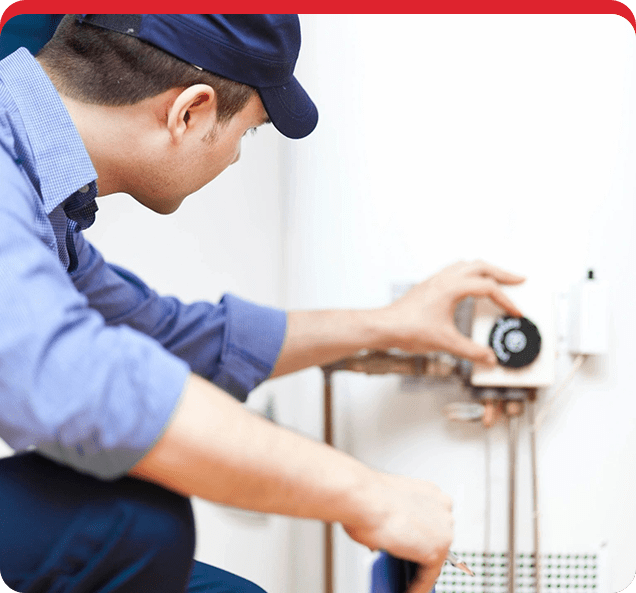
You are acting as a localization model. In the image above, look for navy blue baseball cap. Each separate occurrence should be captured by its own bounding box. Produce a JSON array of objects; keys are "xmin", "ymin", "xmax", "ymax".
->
[{"xmin": 76, "ymin": 14, "xmax": 318, "ymax": 139}]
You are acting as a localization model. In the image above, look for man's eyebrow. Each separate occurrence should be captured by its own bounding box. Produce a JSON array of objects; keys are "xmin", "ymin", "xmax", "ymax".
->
[{"xmin": 260, "ymin": 116, "xmax": 272, "ymax": 126}]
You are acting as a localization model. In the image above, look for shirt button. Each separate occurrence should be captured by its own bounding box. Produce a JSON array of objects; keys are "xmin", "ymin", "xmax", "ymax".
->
[{"xmin": 78, "ymin": 185, "xmax": 90, "ymax": 194}]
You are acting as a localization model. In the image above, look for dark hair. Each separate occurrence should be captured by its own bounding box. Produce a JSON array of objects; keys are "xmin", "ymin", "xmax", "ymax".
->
[{"xmin": 38, "ymin": 15, "xmax": 255, "ymax": 123}]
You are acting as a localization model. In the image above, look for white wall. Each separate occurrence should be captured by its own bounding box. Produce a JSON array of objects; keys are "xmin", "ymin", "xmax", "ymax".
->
[{"xmin": 282, "ymin": 13, "xmax": 636, "ymax": 593}]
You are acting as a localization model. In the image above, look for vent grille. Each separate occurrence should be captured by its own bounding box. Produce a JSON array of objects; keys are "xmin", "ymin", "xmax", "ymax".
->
[{"xmin": 436, "ymin": 552, "xmax": 599, "ymax": 593}]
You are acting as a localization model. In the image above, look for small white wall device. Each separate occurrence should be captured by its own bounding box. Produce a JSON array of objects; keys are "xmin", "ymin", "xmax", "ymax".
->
[
  {"xmin": 569, "ymin": 270, "xmax": 608, "ymax": 356},
  {"xmin": 471, "ymin": 281, "xmax": 556, "ymax": 388}
]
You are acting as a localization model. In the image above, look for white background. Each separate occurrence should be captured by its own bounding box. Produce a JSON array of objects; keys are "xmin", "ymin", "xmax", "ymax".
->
[
  {"xmin": 1, "ymin": 7, "xmax": 636, "ymax": 593},
  {"xmin": 281, "ymin": 14, "xmax": 636, "ymax": 593}
]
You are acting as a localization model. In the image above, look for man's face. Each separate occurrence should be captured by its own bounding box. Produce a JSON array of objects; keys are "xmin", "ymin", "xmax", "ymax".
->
[{"xmin": 132, "ymin": 93, "xmax": 270, "ymax": 214}]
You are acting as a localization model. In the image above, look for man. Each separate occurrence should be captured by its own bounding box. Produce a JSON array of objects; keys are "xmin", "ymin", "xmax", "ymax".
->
[{"xmin": 0, "ymin": 14, "xmax": 524, "ymax": 593}]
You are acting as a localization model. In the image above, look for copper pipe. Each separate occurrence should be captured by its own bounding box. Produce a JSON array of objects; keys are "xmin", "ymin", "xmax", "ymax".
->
[
  {"xmin": 506, "ymin": 399, "xmax": 524, "ymax": 593},
  {"xmin": 508, "ymin": 410, "xmax": 518, "ymax": 593},
  {"xmin": 323, "ymin": 370, "xmax": 334, "ymax": 593},
  {"xmin": 320, "ymin": 351, "xmax": 461, "ymax": 593},
  {"xmin": 321, "ymin": 350, "xmax": 455, "ymax": 377},
  {"xmin": 528, "ymin": 395, "xmax": 542, "ymax": 593}
]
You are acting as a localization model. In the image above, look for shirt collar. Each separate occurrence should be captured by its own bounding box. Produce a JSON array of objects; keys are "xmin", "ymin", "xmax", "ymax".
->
[{"xmin": 0, "ymin": 49, "xmax": 97, "ymax": 216}]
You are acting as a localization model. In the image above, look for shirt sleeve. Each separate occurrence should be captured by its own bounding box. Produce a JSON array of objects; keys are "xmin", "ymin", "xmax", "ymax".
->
[
  {"xmin": 70, "ymin": 231, "xmax": 287, "ymax": 402},
  {"xmin": 0, "ymin": 154, "xmax": 190, "ymax": 480}
]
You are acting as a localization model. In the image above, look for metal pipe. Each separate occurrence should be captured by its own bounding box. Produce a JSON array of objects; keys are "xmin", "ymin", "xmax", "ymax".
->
[
  {"xmin": 506, "ymin": 400, "xmax": 523, "ymax": 593},
  {"xmin": 321, "ymin": 349, "xmax": 453, "ymax": 377},
  {"xmin": 323, "ymin": 370, "xmax": 334, "ymax": 593},
  {"xmin": 484, "ymin": 426, "xmax": 492, "ymax": 593},
  {"xmin": 319, "ymin": 351, "xmax": 463, "ymax": 593},
  {"xmin": 529, "ymin": 398, "xmax": 542, "ymax": 593}
]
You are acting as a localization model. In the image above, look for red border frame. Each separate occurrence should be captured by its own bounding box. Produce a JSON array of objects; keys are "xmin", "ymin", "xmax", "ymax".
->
[{"xmin": 1, "ymin": 0, "xmax": 635, "ymax": 32}]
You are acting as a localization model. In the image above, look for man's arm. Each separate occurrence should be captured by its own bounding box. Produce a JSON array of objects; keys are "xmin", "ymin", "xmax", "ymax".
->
[
  {"xmin": 71, "ymin": 233, "xmax": 285, "ymax": 401},
  {"xmin": 72, "ymin": 234, "xmax": 522, "ymax": 388},
  {"xmin": 130, "ymin": 373, "xmax": 453, "ymax": 593},
  {"xmin": 271, "ymin": 260, "xmax": 525, "ymax": 377}
]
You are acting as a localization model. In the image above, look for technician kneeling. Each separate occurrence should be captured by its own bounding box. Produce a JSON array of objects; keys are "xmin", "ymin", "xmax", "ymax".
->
[{"xmin": 0, "ymin": 14, "xmax": 524, "ymax": 593}]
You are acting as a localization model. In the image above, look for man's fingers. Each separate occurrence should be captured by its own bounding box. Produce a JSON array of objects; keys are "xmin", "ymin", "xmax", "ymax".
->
[
  {"xmin": 439, "ymin": 329, "xmax": 497, "ymax": 365},
  {"xmin": 486, "ymin": 286, "xmax": 523, "ymax": 318},
  {"xmin": 407, "ymin": 564, "xmax": 443, "ymax": 593},
  {"xmin": 461, "ymin": 277, "xmax": 523, "ymax": 317},
  {"xmin": 464, "ymin": 260, "xmax": 526, "ymax": 285}
]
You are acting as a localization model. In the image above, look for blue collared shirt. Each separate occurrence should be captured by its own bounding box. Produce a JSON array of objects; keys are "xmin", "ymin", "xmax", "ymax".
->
[{"xmin": 0, "ymin": 49, "xmax": 287, "ymax": 479}]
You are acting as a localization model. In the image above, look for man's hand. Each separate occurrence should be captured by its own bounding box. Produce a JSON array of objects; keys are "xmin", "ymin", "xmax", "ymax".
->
[
  {"xmin": 271, "ymin": 260, "xmax": 524, "ymax": 377},
  {"xmin": 344, "ymin": 473, "xmax": 454, "ymax": 593},
  {"xmin": 379, "ymin": 260, "xmax": 525, "ymax": 366}
]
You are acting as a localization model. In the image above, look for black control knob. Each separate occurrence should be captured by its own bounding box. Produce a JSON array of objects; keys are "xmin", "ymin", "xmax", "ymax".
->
[{"xmin": 488, "ymin": 316, "xmax": 541, "ymax": 368}]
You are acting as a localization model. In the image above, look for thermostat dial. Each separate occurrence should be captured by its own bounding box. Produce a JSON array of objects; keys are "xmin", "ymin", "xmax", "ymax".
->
[{"xmin": 488, "ymin": 316, "xmax": 541, "ymax": 368}]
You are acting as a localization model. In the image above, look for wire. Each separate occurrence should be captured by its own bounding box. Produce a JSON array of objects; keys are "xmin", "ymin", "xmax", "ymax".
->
[{"xmin": 533, "ymin": 354, "xmax": 586, "ymax": 430}]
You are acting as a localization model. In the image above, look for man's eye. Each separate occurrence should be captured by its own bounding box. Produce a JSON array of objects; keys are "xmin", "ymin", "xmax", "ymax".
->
[{"xmin": 246, "ymin": 127, "xmax": 258, "ymax": 137}]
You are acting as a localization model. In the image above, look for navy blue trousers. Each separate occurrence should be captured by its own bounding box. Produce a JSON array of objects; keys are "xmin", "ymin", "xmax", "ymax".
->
[{"xmin": 0, "ymin": 453, "xmax": 266, "ymax": 593}]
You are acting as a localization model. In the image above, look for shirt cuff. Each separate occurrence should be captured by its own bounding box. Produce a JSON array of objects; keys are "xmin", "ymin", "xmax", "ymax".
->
[{"xmin": 212, "ymin": 294, "xmax": 287, "ymax": 402}]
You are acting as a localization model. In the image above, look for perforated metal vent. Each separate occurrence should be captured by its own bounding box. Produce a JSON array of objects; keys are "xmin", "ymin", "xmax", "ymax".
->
[{"xmin": 436, "ymin": 551, "xmax": 599, "ymax": 593}]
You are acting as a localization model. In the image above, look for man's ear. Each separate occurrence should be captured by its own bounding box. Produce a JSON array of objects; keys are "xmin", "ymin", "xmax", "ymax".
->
[{"xmin": 167, "ymin": 84, "xmax": 217, "ymax": 144}]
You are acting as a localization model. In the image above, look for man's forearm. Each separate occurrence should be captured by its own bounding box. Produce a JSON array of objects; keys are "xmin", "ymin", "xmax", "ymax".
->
[
  {"xmin": 270, "ymin": 308, "xmax": 393, "ymax": 377},
  {"xmin": 130, "ymin": 373, "xmax": 375, "ymax": 525},
  {"xmin": 130, "ymin": 372, "xmax": 454, "ymax": 588}
]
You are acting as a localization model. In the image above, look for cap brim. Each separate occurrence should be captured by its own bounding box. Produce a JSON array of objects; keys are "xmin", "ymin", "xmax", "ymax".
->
[{"xmin": 258, "ymin": 76, "xmax": 318, "ymax": 140}]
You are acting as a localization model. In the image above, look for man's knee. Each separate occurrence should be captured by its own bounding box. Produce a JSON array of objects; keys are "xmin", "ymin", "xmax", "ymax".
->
[
  {"xmin": 0, "ymin": 460, "xmax": 197, "ymax": 593},
  {"xmin": 113, "ymin": 481, "xmax": 196, "ymax": 573},
  {"xmin": 216, "ymin": 575, "xmax": 267, "ymax": 593},
  {"xmin": 230, "ymin": 579, "xmax": 268, "ymax": 593},
  {"xmin": 58, "ymin": 485, "xmax": 198, "ymax": 592},
  {"xmin": 189, "ymin": 561, "xmax": 268, "ymax": 593}
]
